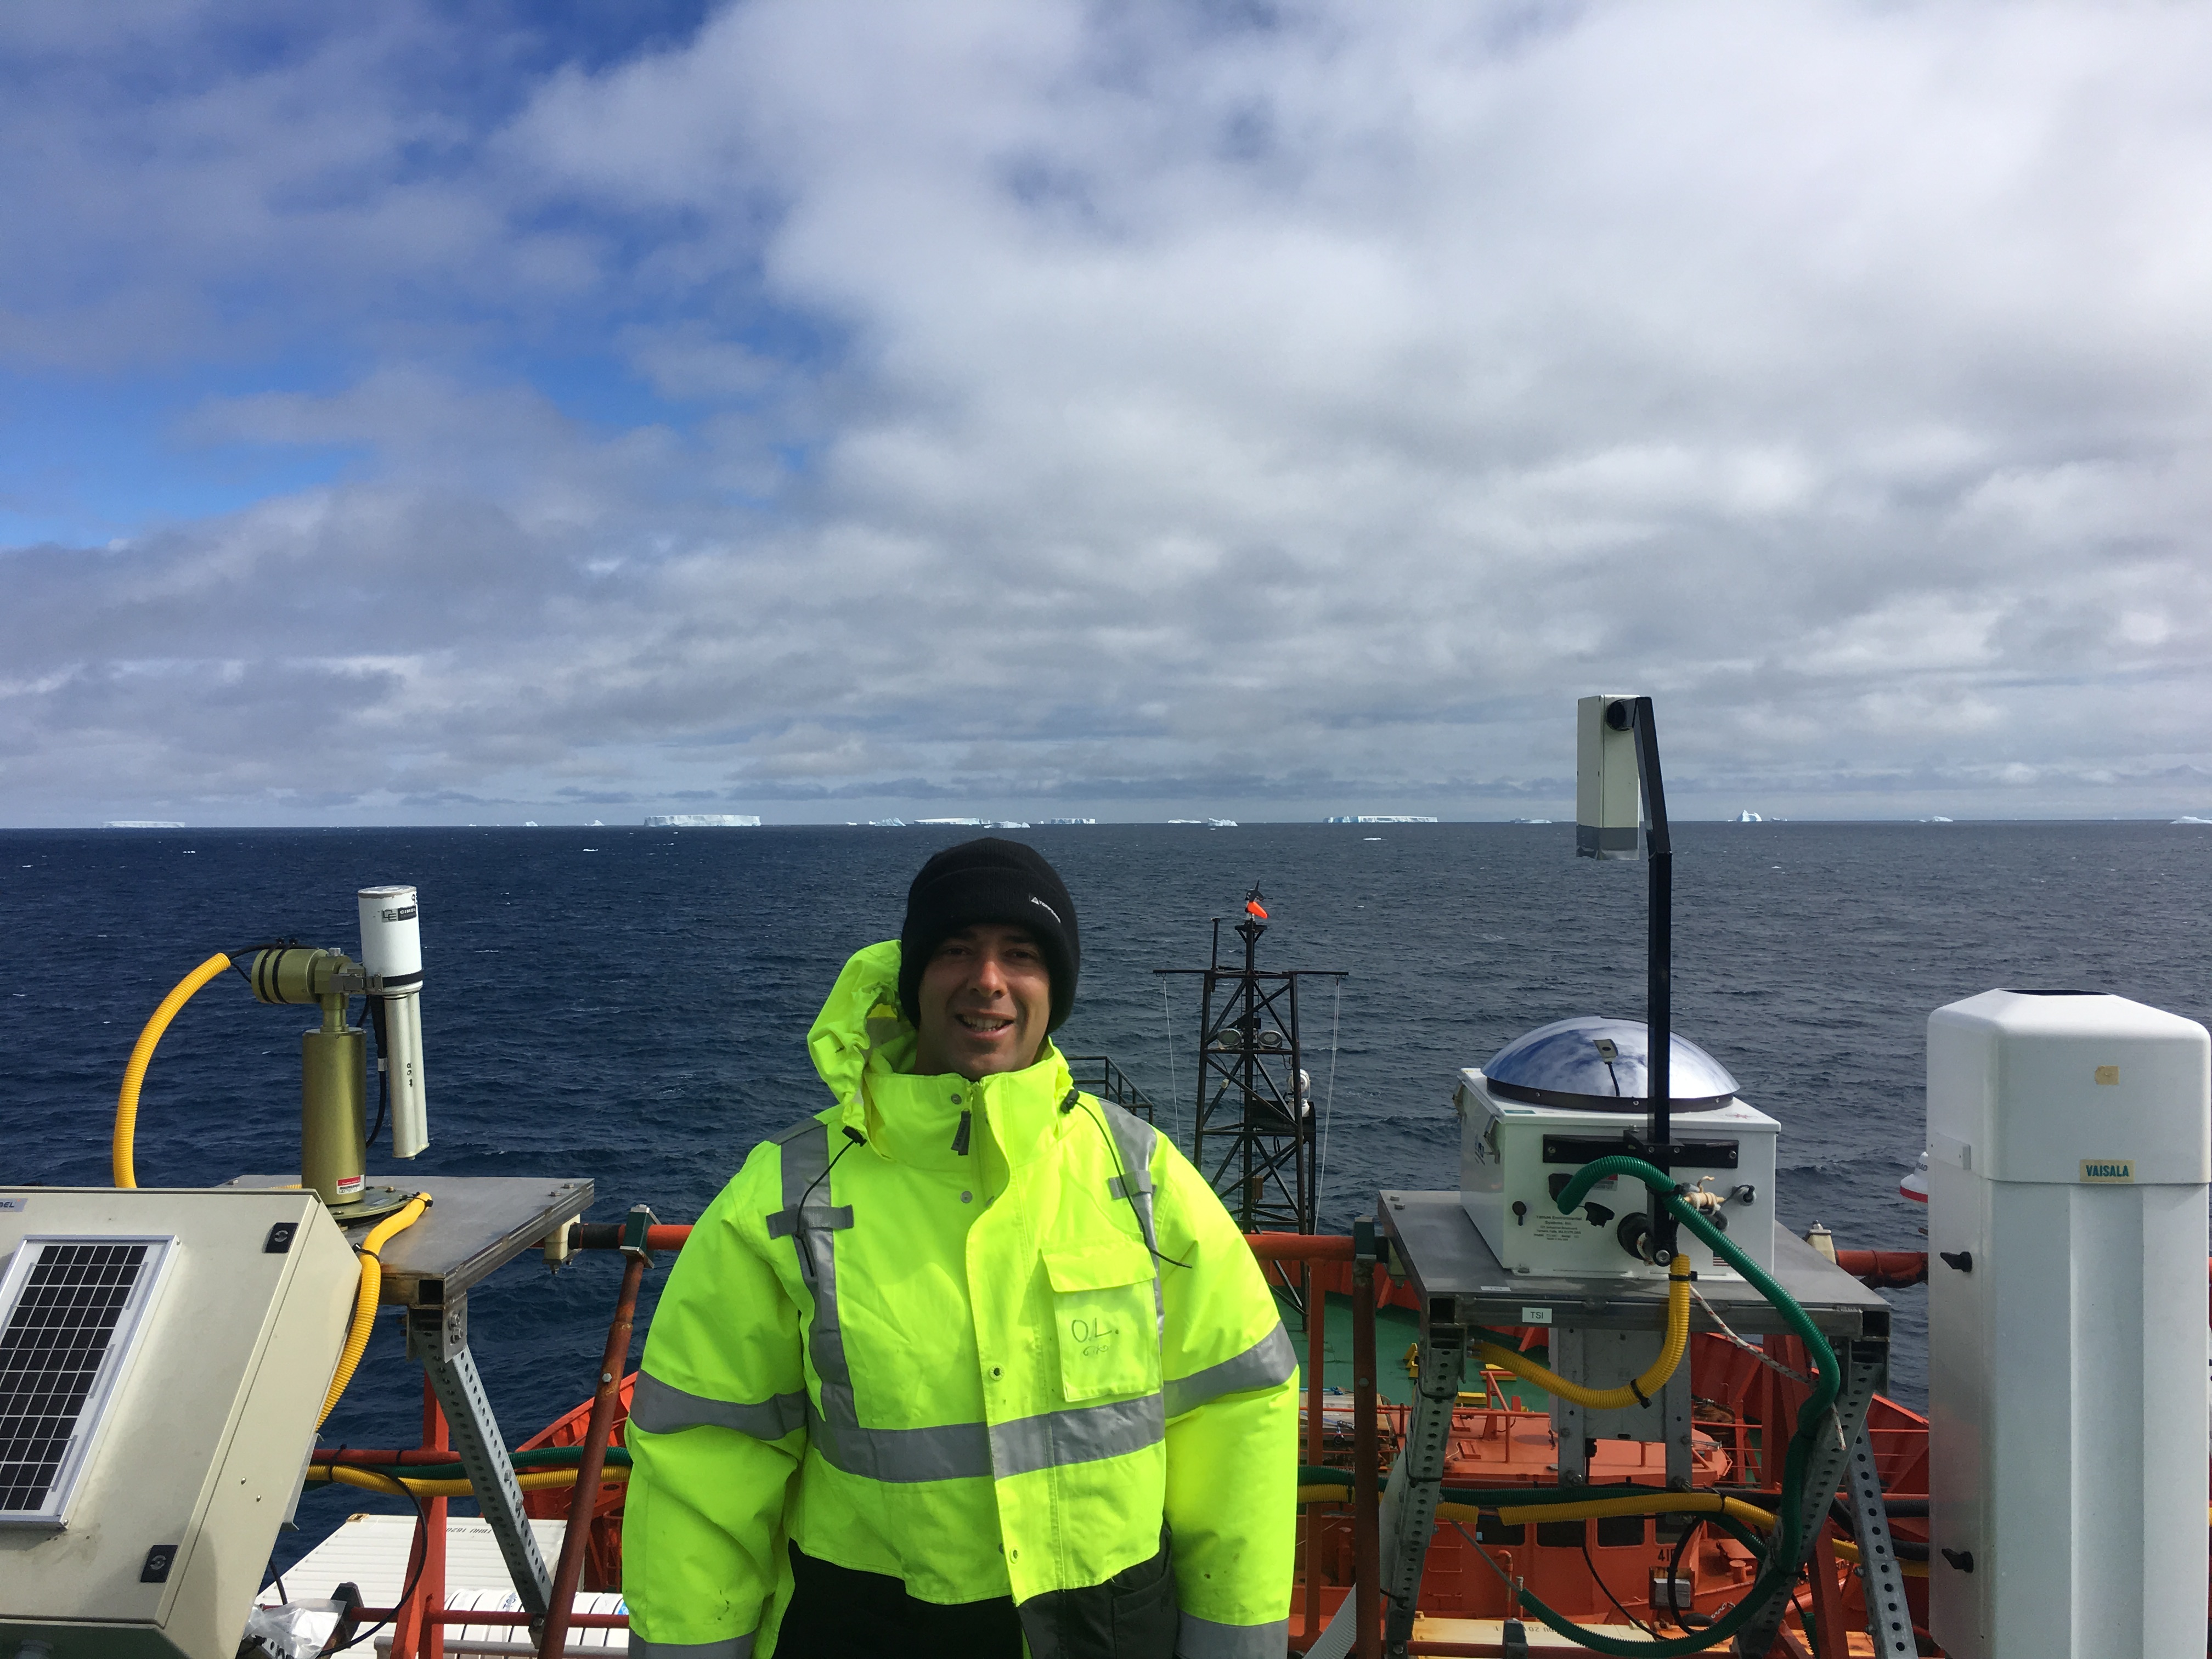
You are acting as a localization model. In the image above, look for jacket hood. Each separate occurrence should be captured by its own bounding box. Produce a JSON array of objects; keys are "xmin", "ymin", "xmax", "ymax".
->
[
  {"xmin": 807, "ymin": 940, "xmax": 915, "ymax": 1109},
  {"xmin": 808, "ymin": 940, "xmax": 1073, "ymax": 1168}
]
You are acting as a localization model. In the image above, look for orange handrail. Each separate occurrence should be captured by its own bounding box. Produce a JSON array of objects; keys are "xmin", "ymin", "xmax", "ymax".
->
[
  {"xmin": 1246, "ymin": 1231, "xmax": 1356, "ymax": 1261},
  {"xmin": 567, "ymin": 1222, "xmax": 1364, "ymax": 1261}
]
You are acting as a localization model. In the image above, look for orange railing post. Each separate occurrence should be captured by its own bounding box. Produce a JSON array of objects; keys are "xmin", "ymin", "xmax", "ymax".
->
[
  {"xmin": 1243, "ymin": 1229, "xmax": 1367, "ymax": 1654},
  {"xmin": 1807, "ymin": 1528, "xmax": 1850, "ymax": 1658},
  {"xmin": 541, "ymin": 1219, "xmax": 650, "ymax": 1658},
  {"xmin": 388, "ymin": 1380, "xmax": 449, "ymax": 1659}
]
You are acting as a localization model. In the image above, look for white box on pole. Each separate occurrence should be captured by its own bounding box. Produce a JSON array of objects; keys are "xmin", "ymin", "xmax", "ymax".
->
[
  {"xmin": 1926, "ymin": 988, "xmax": 2210, "ymax": 1659},
  {"xmin": 1575, "ymin": 694, "xmax": 1642, "ymax": 861}
]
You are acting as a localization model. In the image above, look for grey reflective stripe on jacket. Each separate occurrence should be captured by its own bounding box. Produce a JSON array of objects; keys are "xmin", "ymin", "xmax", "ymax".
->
[
  {"xmin": 630, "ymin": 1635, "xmax": 756, "ymax": 1659},
  {"xmin": 775, "ymin": 1116, "xmax": 998, "ymax": 1483},
  {"xmin": 1100, "ymin": 1102, "xmax": 1166, "ymax": 1338},
  {"xmin": 990, "ymin": 1390, "xmax": 1167, "ymax": 1478},
  {"xmin": 771, "ymin": 1111, "xmax": 1181, "ymax": 1486},
  {"xmin": 1176, "ymin": 1615, "xmax": 1291, "ymax": 1659},
  {"xmin": 629, "ymin": 1372, "xmax": 808, "ymax": 1441},
  {"xmin": 1100, "ymin": 1102, "xmax": 1160, "ymax": 1254},
  {"xmin": 1164, "ymin": 1323, "xmax": 1297, "ymax": 1419},
  {"xmin": 804, "ymin": 1396, "xmax": 995, "ymax": 1483},
  {"xmin": 774, "ymin": 1116, "xmax": 857, "ymax": 1425}
]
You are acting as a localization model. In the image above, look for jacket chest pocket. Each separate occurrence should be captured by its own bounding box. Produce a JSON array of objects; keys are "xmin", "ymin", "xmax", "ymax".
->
[{"xmin": 1041, "ymin": 1238, "xmax": 1161, "ymax": 1403}]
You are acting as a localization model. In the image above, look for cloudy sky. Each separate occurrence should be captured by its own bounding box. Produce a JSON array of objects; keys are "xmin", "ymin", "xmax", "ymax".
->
[{"xmin": 5, "ymin": 1, "xmax": 2211, "ymax": 825}]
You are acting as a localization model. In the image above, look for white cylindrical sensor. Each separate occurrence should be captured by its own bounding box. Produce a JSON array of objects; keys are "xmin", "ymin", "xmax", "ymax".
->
[
  {"xmin": 358, "ymin": 885, "xmax": 422, "ymax": 986},
  {"xmin": 1927, "ymin": 988, "xmax": 2210, "ymax": 1659},
  {"xmin": 377, "ymin": 989, "xmax": 429, "ymax": 1160},
  {"xmin": 359, "ymin": 885, "xmax": 430, "ymax": 1160}
]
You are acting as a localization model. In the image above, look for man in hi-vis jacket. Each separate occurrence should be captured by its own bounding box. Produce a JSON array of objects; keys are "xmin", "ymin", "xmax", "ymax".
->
[{"xmin": 624, "ymin": 838, "xmax": 1298, "ymax": 1659}]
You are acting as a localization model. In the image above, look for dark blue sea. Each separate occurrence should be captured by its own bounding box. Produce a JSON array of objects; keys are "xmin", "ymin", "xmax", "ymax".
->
[{"xmin": 7, "ymin": 820, "xmax": 2209, "ymax": 1572}]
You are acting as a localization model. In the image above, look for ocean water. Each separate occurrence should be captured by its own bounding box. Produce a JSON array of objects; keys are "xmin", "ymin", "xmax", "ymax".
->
[{"xmin": 6, "ymin": 820, "xmax": 2209, "ymax": 1572}]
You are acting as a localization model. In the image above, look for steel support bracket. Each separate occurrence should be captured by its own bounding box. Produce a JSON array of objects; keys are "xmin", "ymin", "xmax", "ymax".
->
[
  {"xmin": 407, "ymin": 1294, "xmax": 468, "ymax": 1364},
  {"xmin": 1844, "ymin": 1415, "xmax": 1917, "ymax": 1659},
  {"xmin": 1381, "ymin": 1323, "xmax": 1469, "ymax": 1658},
  {"xmin": 1547, "ymin": 1324, "xmax": 1692, "ymax": 1487},
  {"xmin": 1731, "ymin": 1336, "xmax": 1887, "ymax": 1659},
  {"xmin": 410, "ymin": 1291, "xmax": 553, "ymax": 1630}
]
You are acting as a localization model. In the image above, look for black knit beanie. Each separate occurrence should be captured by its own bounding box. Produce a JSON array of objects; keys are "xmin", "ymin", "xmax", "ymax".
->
[{"xmin": 898, "ymin": 838, "xmax": 1080, "ymax": 1032}]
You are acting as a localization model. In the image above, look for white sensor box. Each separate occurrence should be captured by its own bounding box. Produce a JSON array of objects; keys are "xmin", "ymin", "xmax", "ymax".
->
[
  {"xmin": 1576, "ymin": 693, "xmax": 1643, "ymax": 862},
  {"xmin": 1458, "ymin": 1067, "xmax": 1779, "ymax": 1279},
  {"xmin": 0, "ymin": 1188, "xmax": 355, "ymax": 1659}
]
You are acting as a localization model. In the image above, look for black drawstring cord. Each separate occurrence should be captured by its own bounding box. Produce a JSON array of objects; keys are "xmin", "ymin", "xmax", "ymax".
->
[
  {"xmin": 1073, "ymin": 1094, "xmax": 1193, "ymax": 1270},
  {"xmin": 792, "ymin": 1126, "xmax": 867, "ymax": 1262}
]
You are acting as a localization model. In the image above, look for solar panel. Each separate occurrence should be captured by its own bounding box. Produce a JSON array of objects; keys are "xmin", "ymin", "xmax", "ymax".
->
[{"xmin": 0, "ymin": 1235, "xmax": 173, "ymax": 1527}]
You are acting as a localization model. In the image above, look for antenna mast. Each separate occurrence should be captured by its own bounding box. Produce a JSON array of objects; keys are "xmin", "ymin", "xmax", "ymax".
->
[{"xmin": 1158, "ymin": 886, "xmax": 1344, "ymax": 1234}]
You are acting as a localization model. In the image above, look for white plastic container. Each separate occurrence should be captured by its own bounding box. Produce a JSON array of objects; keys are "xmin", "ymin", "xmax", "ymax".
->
[
  {"xmin": 1457, "ymin": 1066, "xmax": 1779, "ymax": 1279},
  {"xmin": 1926, "ymin": 988, "xmax": 2210, "ymax": 1659}
]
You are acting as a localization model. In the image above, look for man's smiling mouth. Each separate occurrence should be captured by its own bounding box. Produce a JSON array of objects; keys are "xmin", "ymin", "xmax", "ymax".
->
[{"xmin": 957, "ymin": 1012, "xmax": 1014, "ymax": 1034}]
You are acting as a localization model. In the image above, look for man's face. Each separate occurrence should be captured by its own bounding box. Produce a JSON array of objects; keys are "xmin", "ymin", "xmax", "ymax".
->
[{"xmin": 912, "ymin": 922, "xmax": 1052, "ymax": 1081}]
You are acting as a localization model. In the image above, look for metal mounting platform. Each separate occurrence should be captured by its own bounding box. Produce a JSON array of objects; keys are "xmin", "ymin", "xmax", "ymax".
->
[
  {"xmin": 223, "ymin": 1173, "xmax": 594, "ymax": 1633},
  {"xmin": 1376, "ymin": 1189, "xmax": 1893, "ymax": 1340},
  {"xmin": 223, "ymin": 1173, "xmax": 592, "ymax": 1305}
]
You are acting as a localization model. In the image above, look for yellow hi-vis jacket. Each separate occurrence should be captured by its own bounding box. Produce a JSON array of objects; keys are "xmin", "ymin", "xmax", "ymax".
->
[{"xmin": 623, "ymin": 942, "xmax": 1299, "ymax": 1659}]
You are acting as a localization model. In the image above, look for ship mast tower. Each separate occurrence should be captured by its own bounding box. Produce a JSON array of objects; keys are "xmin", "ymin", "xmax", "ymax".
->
[{"xmin": 1157, "ymin": 888, "xmax": 1344, "ymax": 1234}]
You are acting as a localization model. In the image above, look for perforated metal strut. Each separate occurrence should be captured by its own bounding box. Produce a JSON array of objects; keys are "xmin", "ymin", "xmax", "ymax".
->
[
  {"xmin": 1844, "ymin": 1412, "xmax": 1917, "ymax": 1659},
  {"xmin": 1381, "ymin": 1324, "xmax": 1469, "ymax": 1658},
  {"xmin": 1731, "ymin": 1336, "xmax": 1888, "ymax": 1659},
  {"xmin": 411, "ymin": 1296, "xmax": 553, "ymax": 1626}
]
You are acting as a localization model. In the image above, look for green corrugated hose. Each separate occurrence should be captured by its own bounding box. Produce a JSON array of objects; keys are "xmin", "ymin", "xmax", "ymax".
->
[{"xmin": 1505, "ymin": 1155, "xmax": 1841, "ymax": 1656}]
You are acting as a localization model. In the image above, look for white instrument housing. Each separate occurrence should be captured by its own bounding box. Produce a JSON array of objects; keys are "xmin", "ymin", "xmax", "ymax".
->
[
  {"xmin": 0, "ymin": 1189, "xmax": 354, "ymax": 1659},
  {"xmin": 1457, "ymin": 1066, "xmax": 1779, "ymax": 1279},
  {"xmin": 1926, "ymin": 988, "xmax": 2210, "ymax": 1659},
  {"xmin": 358, "ymin": 884, "xmax": 428, "ymax": 1159}
]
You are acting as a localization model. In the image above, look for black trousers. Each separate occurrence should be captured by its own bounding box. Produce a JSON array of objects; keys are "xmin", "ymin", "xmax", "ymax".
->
[
  {"xmin": 775, "ymin": 1543, "xmax": 1025, "ymax": 1659},
  {"xmin": 775, "ymin": 1534, "xmax": 1179, "ymax": 1659}
]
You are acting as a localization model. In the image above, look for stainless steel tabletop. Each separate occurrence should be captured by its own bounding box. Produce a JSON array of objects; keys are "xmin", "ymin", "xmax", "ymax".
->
[
  {"xmin": 1376, "ymin": 1189, "xmax": 1892, "ymax": 1341},
  {"xmin": 223, "ymin": 1174, "xmax": 593, "ymax": 1306}
]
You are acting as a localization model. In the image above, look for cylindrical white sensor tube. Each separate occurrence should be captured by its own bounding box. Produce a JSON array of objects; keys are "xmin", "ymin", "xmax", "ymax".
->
[
  {"xmin": 359, "ymin": 885, "xmax": 429, "ymax": 1159},
  {"xmin": 358, "ymin": 885, "xmax": 422, "ymax": 985}
]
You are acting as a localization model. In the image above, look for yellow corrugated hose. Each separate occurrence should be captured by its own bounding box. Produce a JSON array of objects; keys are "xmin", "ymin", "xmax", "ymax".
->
[
  {"xmin": 1832, "ymin": 1537, "xmax": 1930, "ymax": 1579},
  {"xmin": 319, "ymin": 1195, "xmax": 431, "ymax": 1427},
  {"xmin": 1476, "ymin": 1252, "xmax": 1694, "ymax": 1410},
  {"xmin": 113, "ymin": 951, "xmax": 234, "ymax": 1188},
  {"xmin": 311, "ymin": 1463, "xmax": 630, "ymax": 1500},
  {"xmin": 1297, "ymin": 1487, "xmax": 1775, "ymax": 1534},
  {"xmin": 1491, "ymin": 1491, "xmax": 1776, "ymax": 1530},
  {"xmin": 117, "ymin": 951, "xmax": 433, "ymax": 1432}
]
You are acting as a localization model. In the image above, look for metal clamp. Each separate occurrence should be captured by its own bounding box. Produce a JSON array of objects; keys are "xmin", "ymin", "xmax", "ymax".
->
[{"xmin": 619, "ymin": 1202, "xmax": 660, "ymax": 1265}]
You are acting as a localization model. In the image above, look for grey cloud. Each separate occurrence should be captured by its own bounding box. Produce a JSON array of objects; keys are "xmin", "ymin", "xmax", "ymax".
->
[{"xmin": 10, "ymin": 2, "xmax": 2212, "ymax": 823}]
